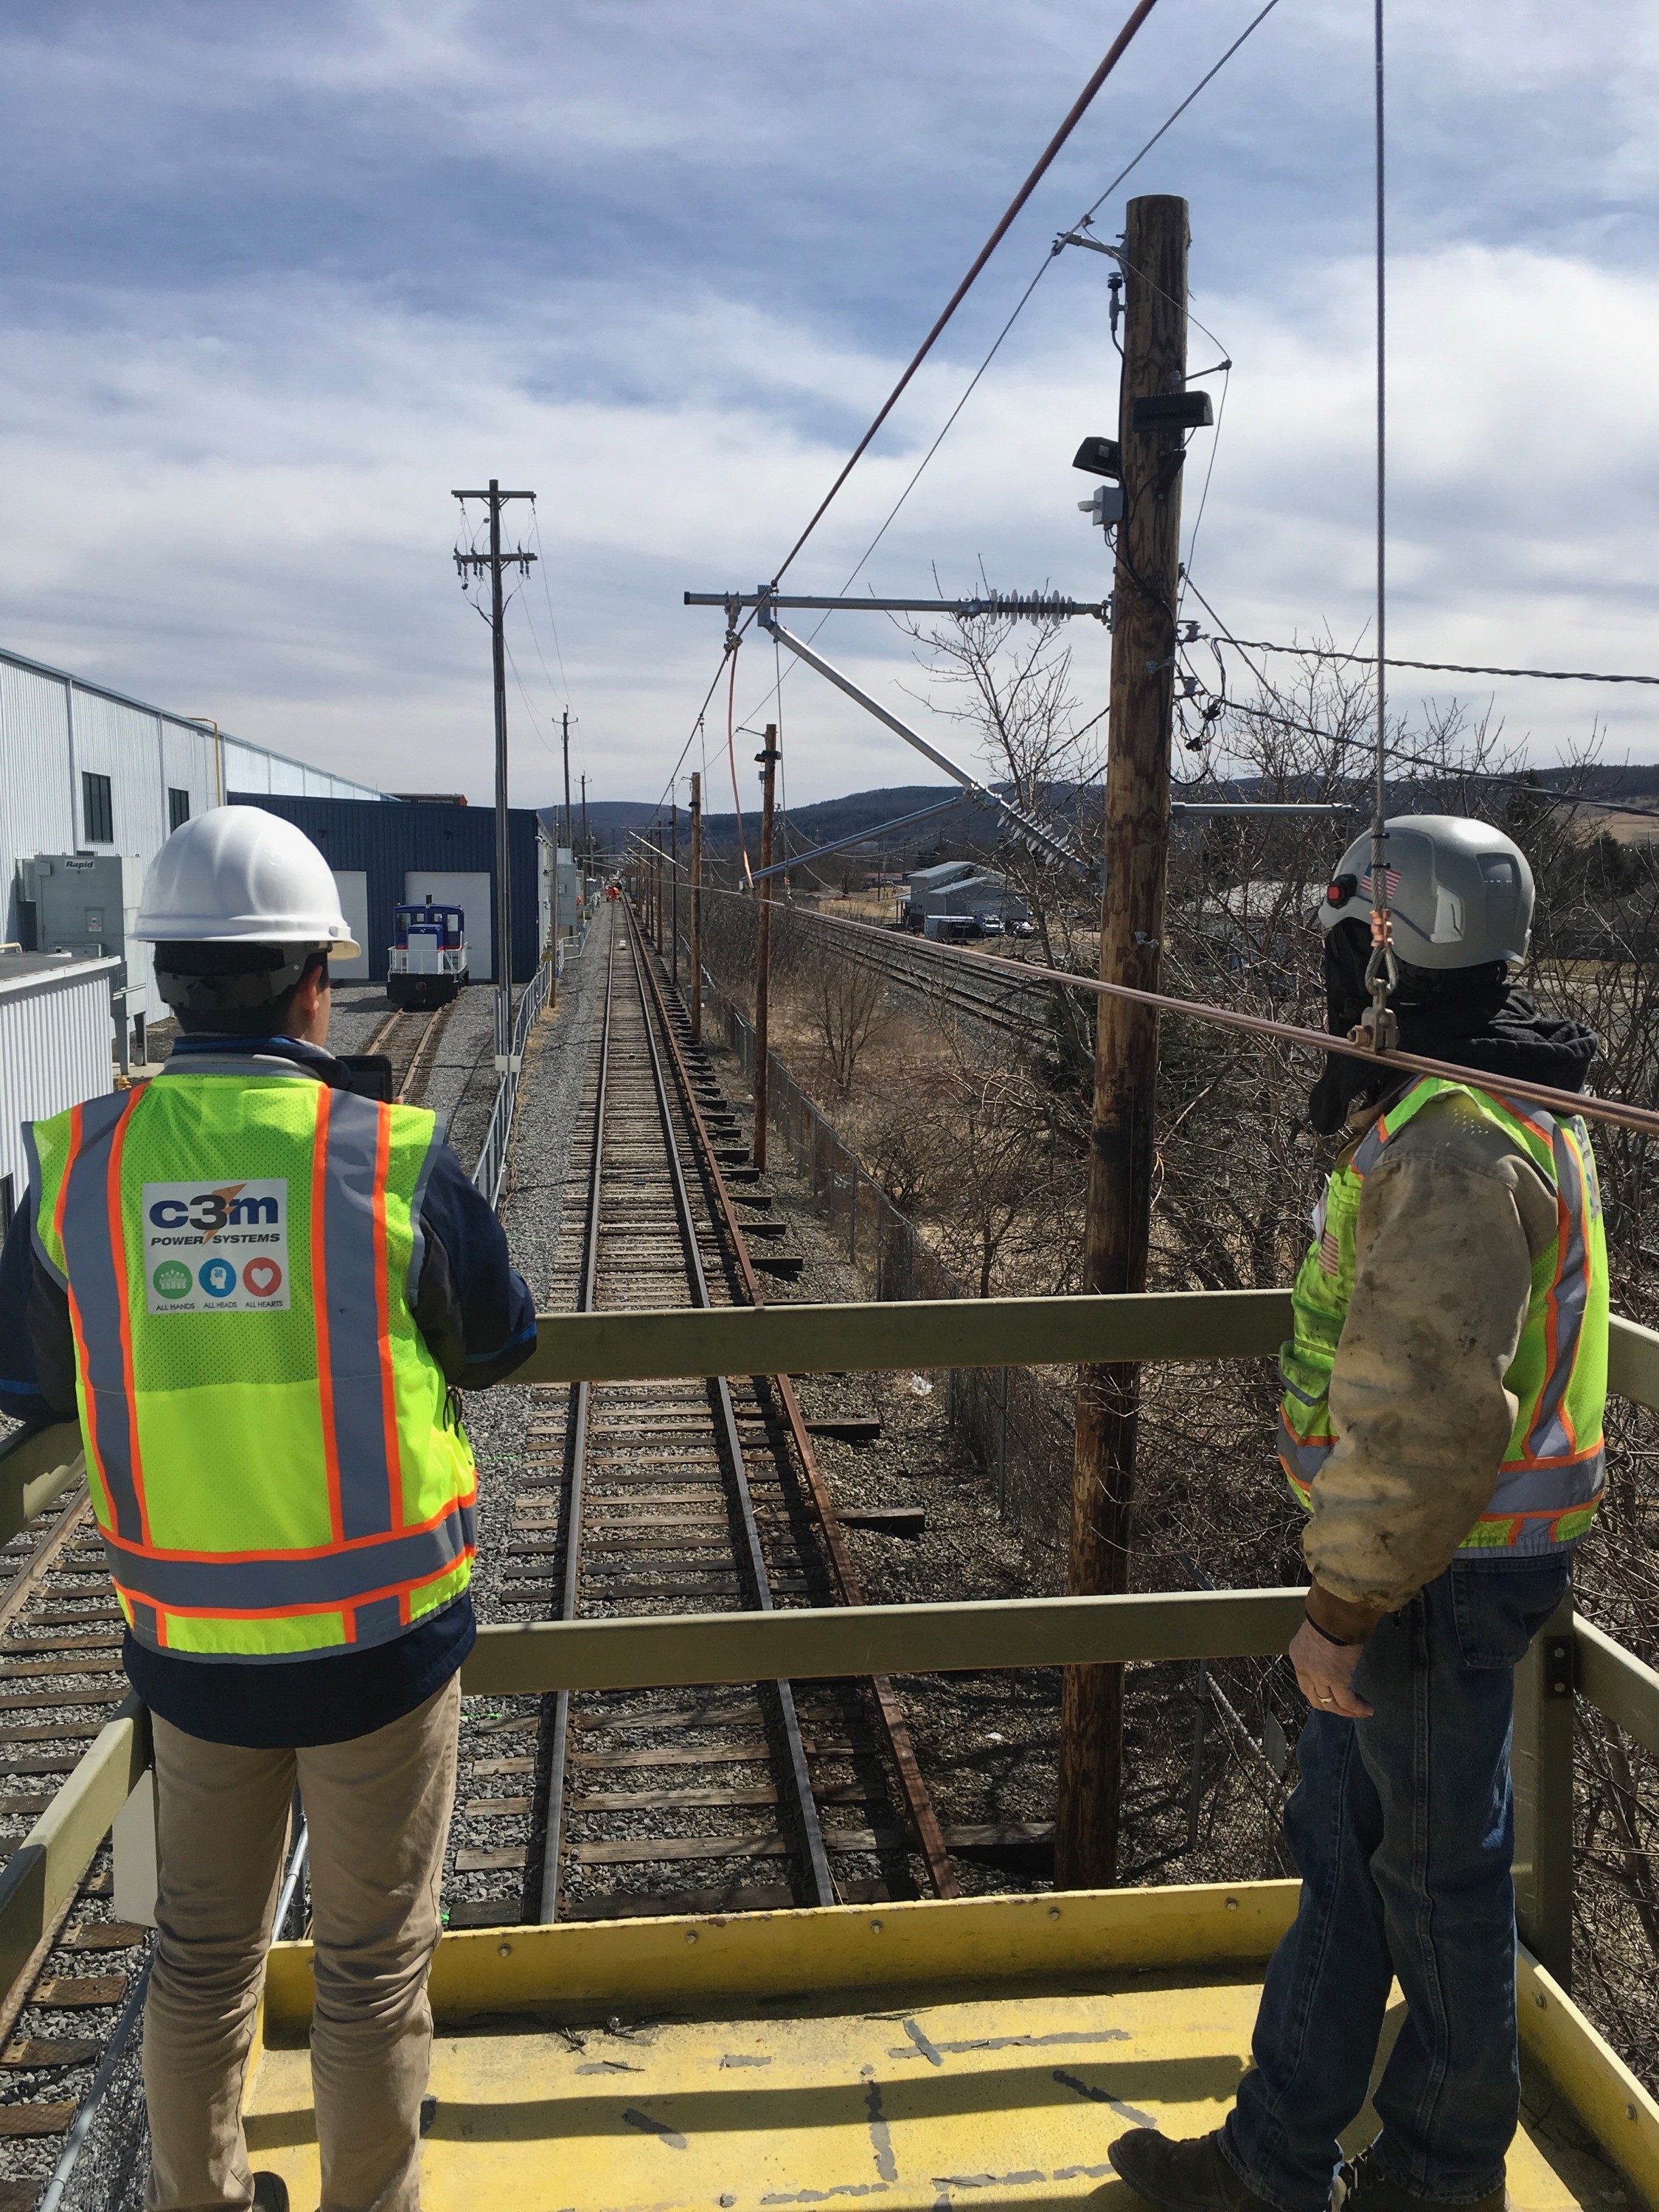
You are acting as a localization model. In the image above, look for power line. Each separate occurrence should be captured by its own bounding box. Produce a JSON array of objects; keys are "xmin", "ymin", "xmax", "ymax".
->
[
  {"xmin": 712, "ymin": 0, "xmax": 1282, "ymax": 768},
  {"xmin": 1080, "ymin": 0, "xmax": 1283, "ymax": 227},
  {"xmin": 1175, "ymin": 574, "xmax": 1659, "ymax": 824},
  {"xmin": 768, "ymin": 0, "xmax": 1165, "ymax": 590},
  {"xmin": 768, "ymin": 0, "xmax": 1283, "ymax": 601},
  {"xmin": 526, "ymin": 508, "xmax": 573, "ymax": 705},
  {"xmin": 1230, "ymin": 695, "xmax": 1659, "ymax": 829},
  {"xmin": 502, "ymin": 633, "xmax": 560, "ymax": 759},
  {"xmin": 1206, "ymin": 635, "xmax": 1659, "ymax": 688}
]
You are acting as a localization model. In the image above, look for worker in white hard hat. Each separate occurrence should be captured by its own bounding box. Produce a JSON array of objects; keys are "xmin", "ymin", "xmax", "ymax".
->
[
  {"xmin": 0, "ymin": 805, "xmax": 535, "ymax": 2212},
  {"xmin": 1112, "ymin": 818, "xmax": 1608, "ymax": 2212}
]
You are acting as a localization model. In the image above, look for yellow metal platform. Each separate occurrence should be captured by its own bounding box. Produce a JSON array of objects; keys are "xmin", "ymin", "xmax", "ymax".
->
[{"xmin": 243, "ymin": 1885, "xmax": 1656, "ymax": 2211}]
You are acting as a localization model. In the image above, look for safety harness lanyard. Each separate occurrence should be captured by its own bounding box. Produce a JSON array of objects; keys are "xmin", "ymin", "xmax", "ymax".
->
[{"xmin": 1362, "ymin": 0, "xmax": 1398, "ymax": 1057}]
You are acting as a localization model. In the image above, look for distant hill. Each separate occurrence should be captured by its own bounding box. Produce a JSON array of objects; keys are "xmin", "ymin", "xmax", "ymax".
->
[
  {"xmin": 545, "ymin": 785, "xmax": 1006, "ymax": 862},
  {"xmin": 548, "ymin": 759, "xmax": 1659, "ymax": 869}
]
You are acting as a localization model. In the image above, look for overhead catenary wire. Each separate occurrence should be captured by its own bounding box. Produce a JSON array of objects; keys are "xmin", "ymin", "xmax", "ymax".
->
[
  {"xmin": 724, "ymin": 638, "xmax": 752, "ymax": 886},
  {"xmin": 1363, "ymin": 0, "xmax": 1396, "ymax": 1043},
  {"xmin": 677, "ymin": 0, "xmax": 1286, "ymax": 808},
  {"xmin": 1199, "ymin": 635, "xmax": 1659, "ymax": 689},
  {"xmin": 720, "ymin": 0, "xmax": 1284, "ymax": 754},
  {"xmin": 1192, "ymin": 684, "xmax": 1659, "ymax": 825},
  {"xmin": 766, "ymin": 0, "xmax": 1166, "ymax": 593},
  {"xmin": 527, "ymin": 507, "xmax": 574, "ymax": 706},
  {"xmin": 1178, "ymin": 572, "xmax": 1659, "ymax": 826}
]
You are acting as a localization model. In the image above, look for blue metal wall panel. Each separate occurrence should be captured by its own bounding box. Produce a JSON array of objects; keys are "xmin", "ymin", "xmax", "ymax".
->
[{"xmin": 226, "ymin": 796, "xmax": 543, "ymax": 984}]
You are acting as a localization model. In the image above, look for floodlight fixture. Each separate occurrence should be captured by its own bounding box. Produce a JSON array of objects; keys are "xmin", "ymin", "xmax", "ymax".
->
[{"xmin": 1071, "ymin": 436, "xmax": 1121, "ymax": 480}]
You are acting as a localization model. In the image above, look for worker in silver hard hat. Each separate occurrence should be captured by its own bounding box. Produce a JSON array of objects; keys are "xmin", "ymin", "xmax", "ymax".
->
[
  {"xmin": 1112, "ymin": 817, "xmax": 1608, "ymax": 2212},
  {"xmin": 0, "ymin": 806, "xmax": 535, "ymax": 2212}
]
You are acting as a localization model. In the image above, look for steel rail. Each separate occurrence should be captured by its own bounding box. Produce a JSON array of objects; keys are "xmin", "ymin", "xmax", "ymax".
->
[
  {"xmin": 396, "ymin": 1000, "xmax": 453, "ymax": 1103},
  {"xmin": 622, "ymin": 905, "xmax": 837, "ymax": 1907},
  {"xmin": 535, "ymin": 921, "xmax": 618, "ymax": 1921},
  {"xmin": 765, "ymin": 911, "xmax": 1040, "ymax": 1041},
  {"xmin": 0, "ymin": 1490, "xmax": 94, "ymax": 1638},
  {"xmin": 637, "ymin": 923, "xmax": 959, "ymax": 1897},
  {"xmin": 357, "ymin": 1002, "xmax": 448, "ymax": 1097}
]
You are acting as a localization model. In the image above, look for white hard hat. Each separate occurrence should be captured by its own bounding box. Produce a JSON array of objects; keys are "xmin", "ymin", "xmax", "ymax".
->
[
  {"xmin": 134, "ymin": 805, "xmax": 362, "ymax": 956},
  {"xmin": 1319, "ymin": 814, "xmax": 1534, "ymax": 972}
]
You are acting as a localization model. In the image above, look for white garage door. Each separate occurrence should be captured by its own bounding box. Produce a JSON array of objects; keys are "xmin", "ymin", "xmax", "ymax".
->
[
  {"xmin": 403, "ymin": 871, "xmax": 493, "ymax": 981},
  {"xmin": 329, "ymin": 872, "xmax": 370, "ymax": 981}
]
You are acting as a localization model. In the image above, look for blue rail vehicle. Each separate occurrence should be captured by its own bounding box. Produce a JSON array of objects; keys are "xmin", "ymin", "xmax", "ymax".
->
[{"xmin": 386, "ymin": 898, "xmax": 468, "ymax": 1009}]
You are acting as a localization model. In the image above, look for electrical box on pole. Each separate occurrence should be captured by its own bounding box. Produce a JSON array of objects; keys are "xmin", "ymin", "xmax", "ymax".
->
[{"xmin": 1057, "ymin": 195, "xmax": 1193, "ymax": 1891}]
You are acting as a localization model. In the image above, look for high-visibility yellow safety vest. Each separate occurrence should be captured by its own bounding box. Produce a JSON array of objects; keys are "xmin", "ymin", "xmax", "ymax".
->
[
  {"xmin": 1279, "ymin": 1076, "xmax": 1608, "ymax": 1555},
  {"xmin": 27, "ymin": 1060, "xmax": 476, "ymax": 1659}
]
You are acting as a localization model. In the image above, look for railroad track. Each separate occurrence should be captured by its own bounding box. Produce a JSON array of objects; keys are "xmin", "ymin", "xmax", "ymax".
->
[
  {"xmin": 786, "ymin": 906, "xmax": 1055, "ymax": 1042},
  {"xmin": 0, "ymin": 1490, "xmax": 149, "ymax": 2203},
  {"xmin": 361, "ymin": 1001, "xmax": 455, "ymax": 1101},
  {"xmin": 447, "ymin": 901, "xmax": 959, "ymax": 1925}
]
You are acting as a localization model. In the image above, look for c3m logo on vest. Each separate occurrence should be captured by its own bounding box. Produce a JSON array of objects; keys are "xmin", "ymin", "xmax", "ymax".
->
[{"xmin": 142, "ymin": 1180, "xmax": 291, "ymax": 1315}]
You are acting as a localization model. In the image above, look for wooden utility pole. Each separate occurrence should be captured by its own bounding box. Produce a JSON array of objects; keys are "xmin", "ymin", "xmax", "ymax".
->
[
  {"xmin": 689, "ymin": 772, "xmax": 703, "ymax": 1043},
  {"xmin": 670, "ymin": 794, "xmax": 680, "ymax": 989},
  {"xmin": 753, "ymin": 726, "xmax": 780, "ymax": 1173},
  {"xmin": 561, "ymin": 709, "xmax": 574, "ymax": 855},
  {"xmin": 1056, "ymin": 195, "xmax": 1191, "ymax": 1890},
  {"xmin": 451, "ymin": 480, "xmax": 535, "ymax": 1059}
]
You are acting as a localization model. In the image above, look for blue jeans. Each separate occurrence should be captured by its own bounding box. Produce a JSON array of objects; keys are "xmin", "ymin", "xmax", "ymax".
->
[{"xmin": 1221, "ymin": 1554, "xmax": 1571, "ymax": 2211}]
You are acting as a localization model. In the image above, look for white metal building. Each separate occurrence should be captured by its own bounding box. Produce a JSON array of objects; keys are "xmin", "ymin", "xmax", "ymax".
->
[
  {"xmin": 905, "ymin": 863, "xmax": 1029, "ymax": 924},
  {"xmin": 0, "ymin": 645, "xmax": 386, "ymax": 1032},
  {"xmin": 0, "ymin": 953, "xmax": 121, "ymax": 1238}
]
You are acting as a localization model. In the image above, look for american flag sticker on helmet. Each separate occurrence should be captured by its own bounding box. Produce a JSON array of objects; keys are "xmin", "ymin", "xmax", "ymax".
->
[{"xmin": 1362, "ymin": 865, "xmax": 1402, "ymax": 899}]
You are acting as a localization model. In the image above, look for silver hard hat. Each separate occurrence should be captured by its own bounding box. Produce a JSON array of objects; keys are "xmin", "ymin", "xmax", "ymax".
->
[{"xmin": 1318, "ymin": 815, "xmax": 1534, "ymax": 971}]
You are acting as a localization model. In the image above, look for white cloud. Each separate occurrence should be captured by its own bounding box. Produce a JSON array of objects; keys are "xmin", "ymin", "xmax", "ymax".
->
[{"xmin": 0, "ymin": 4, "xmax": 1655, "ymax": 807}]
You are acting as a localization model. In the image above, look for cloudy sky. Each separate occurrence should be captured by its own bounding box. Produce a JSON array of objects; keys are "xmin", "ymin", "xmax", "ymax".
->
[{"xmin": 1, "ymin": 1, "xmax": 1655, "ymax": 809}]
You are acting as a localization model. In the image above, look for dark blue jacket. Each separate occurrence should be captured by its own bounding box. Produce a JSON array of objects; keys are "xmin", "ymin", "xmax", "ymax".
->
[{"xmin": 0, "ymin": 1034, "xmax": 537, "ymax": 1745}]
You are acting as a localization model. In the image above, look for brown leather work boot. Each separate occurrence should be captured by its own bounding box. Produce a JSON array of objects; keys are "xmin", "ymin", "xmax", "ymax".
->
[{"xmin": 1107, "ymin": 2129, "xmax": 1277, "ymax": 2211}]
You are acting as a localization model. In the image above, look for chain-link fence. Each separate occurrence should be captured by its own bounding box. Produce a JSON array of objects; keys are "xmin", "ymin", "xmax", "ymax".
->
[{"xmin": 698, "ymin": 970, "xmax": 1074, "ymax": 1545}]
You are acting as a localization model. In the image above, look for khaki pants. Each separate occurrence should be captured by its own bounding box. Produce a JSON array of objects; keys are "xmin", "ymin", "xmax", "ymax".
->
[{"xmin": 142, "ymin": 1674, "xmax": 461, "ymax": 2212}]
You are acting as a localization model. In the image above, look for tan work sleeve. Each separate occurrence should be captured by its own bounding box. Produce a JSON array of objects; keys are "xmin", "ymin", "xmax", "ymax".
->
[{"xmin": 1302, "ymin": 1099, "xmax": 1559, "ymax": 1613}]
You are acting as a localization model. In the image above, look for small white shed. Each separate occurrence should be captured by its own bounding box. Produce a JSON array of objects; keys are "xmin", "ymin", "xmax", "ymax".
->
[{"xmin": 0, "ymin": 953, "xmax": 119, "ymax": 1235}]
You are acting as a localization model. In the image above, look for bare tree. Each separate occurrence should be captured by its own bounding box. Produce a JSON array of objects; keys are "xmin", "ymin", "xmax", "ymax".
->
[
  {"xmin": 902, "ymin": 603, "xmax": 1105, "ymax": 1069},
  {"xmin": 799, "ymin": 936, "xmax": 894, "ymax": 1095}
]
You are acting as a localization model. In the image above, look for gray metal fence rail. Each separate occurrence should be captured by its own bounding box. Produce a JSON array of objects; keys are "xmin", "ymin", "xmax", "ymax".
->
[{"xmin": 473, "ymin": 949, "xmax": 558, "ymax": 1209}]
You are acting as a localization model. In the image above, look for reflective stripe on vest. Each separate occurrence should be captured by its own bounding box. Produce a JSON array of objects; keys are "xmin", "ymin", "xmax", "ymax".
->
[
  {"xmin": 35, "ymin": 1069, "xmax": 476, "ymax": 1659},
  {"xmin": 1277, "ymin": 1077, "xmax": 1608, "ymax": 1557}
]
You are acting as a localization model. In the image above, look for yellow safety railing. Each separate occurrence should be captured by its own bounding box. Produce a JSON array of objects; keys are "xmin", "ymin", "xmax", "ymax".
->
[{"xmin": 2, "ymin": 1291, "xmax": 1657, "ymax": 2017}]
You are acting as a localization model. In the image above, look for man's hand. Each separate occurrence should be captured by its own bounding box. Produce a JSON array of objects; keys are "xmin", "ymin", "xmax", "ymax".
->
[
  {"xmin": 1291, "ymin": 1585, "xmax": 1385, "ymax": 1719},
  {"xmin": 1290, "ymin": 1619, "xmax": 1374, "ymax": 1719}
]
